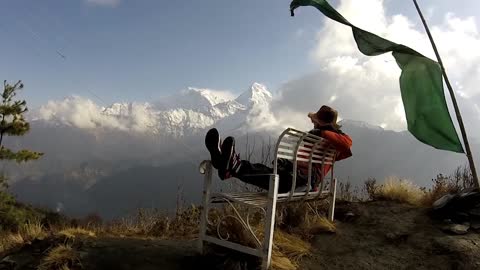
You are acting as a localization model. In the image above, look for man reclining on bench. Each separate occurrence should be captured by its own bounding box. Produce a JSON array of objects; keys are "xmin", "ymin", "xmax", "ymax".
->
[{"xmin": 204, "ymin": 105, "xmax": 353, "ymax": 193}]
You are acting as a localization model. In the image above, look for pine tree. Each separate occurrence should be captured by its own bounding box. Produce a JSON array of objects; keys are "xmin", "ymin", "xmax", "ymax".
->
[
  {"xmin": 0, "ymin": 80, "xmax": 43, "ymax": 163},
  {"xmin": 0, "ymin": 80, "xmax": 43, "ymax": 191},
  {"xmin": 0, "ymin": 81, "xmax": 44, "ymax": 229}
]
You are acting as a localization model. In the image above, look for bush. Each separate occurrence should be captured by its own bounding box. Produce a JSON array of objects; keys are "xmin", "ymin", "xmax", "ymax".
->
[
  {"xmin": 0, "ymin": 192, "xmax": 44, "ymax": 231},
  {"xmin": 364, "ymin": 178, "xmax": 378, "ymax": 200},
  {"xmin": 337, "ymin": 181, "xmax": 363, "ymax": 202},
  {"xmin": 38, "ymin": 244, "xmax": 80, "ymax": 270},
  {"xmin": 422, "ymin": 165, "xmax": 476, "ymax": 206},
  {"xmin": 369, "ymin": 177, "xmax": 424, "ymax": 206}
]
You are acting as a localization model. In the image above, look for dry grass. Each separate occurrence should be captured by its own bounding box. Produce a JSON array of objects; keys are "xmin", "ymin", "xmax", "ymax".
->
[
  {"xmin": 58, "ymin": 227, "xmax": 96, "ymax": 239},
  {"xmin": 363, "ymin": 165, "xmax": 476, "ymax": 207},
  {"xmin": 105, "ymin": 206, "xmax": 200, "ymax": 239},
  {"xmin": 38, "ymin": 244, "xmax": 79, "ymax": 270},
  {"xmin": 273, "ymin": 230, "xmax": 311, "ymax": 262},
  {"xmin": 421, "ymin": 167, "xmax": 476, "ymax": 207},
  {"xmin": 373, "ymin": 177, "xmax": 425, "ymax": 206},
  {"xmin": 0, "ymin": 221, "xmax": 47, "ymax": 253},
  {"xmin": 58, "ymin": 265, "xmax": 71, "ymax": 270},
  {"xmin": 19, "ymin": 221, "xmax": 47, "ymax": 242},
  {"xmin": 421, "ymin": 175, "xmax": 459, "ymax": 207},
  {"xmin": 254, "ymin": 227, "xmax": 311, "ymax": 270},
  {"xmin": 305, "ymin": 216, "xmax": 336, "ymax": 235},
  {"xmin": 422, "ymin": 185, "xmax": 451, "ymax": 207},
  {"xmin": 209, "ymin": 204, "xmax": 313, "ymax": 270},
  {"xmin": 0, "ymin": 233, "xmax": 24, "ymax": 253},
  {"xmin": 201, "ymin": 203, "xmax": 313, "ymax": 270},
  {"xmin": 271, "ymin": 250, "xmax": 297, "ymax": 270}
]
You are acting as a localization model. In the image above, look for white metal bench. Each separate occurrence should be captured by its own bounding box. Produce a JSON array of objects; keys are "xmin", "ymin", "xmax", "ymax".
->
[{"xmin": 198, "ymin": 128, "xmax": 338, "ymax": 269}]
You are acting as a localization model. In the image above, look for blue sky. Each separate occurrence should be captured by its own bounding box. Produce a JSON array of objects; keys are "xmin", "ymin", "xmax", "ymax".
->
[{"xmin": 1, "ymin": 0, "xmax": 479, "ymax": 108}]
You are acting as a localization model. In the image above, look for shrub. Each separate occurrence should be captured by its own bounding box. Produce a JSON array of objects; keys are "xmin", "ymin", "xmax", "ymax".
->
[
  {"xmin": 38, "ymin": 244, "xmax": 80, "ymax": 270},
  {"xmin": 372, "ymin": 177, "xmax": 424, "ymax": 206},
  {"xmin": 421, "ymin": 165, "xmax": 476, "ymax": 207},
  {"xmin": 0, "ymin": 192, "xmax": 44, "ymax": 231}
]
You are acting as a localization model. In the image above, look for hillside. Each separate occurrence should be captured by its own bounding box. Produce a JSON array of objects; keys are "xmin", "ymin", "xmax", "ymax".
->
[{"xmin": 1, "ymin": 200, "xmax": 480, "ymax": 270}]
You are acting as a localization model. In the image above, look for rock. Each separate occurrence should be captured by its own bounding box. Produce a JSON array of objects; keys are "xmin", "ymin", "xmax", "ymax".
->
[
  {"xmin": 443, "ymin": 219, "xmax": 453, "ymax": 224},
  {"xmin": 468, "ymin": 208, "xmax": 480, "ymax": 217},
  {"xmin": 433, "ymin": 194, "xmax": 456, "ymax": 210},
  {"xmin": 385, "ymin": 232, "xmax": 394, "ymax": 238},
  {"xmin": 344, "ymin": 212, "xmax": 355, "ymax": 222},
  {"xmin": 454, "ymin": 190, "xmax": 480, "ymax": 209},
  {"xmin": 335, "ymin": 207, "xmax": 359, "ymax": 222},
  {"xmin": 385, "ymin": 232, "xmax": 409, "ymax": 243},
  {"xmin": 459, "ymin": 188, "xmax": 479, "ymax": 198},
  {"xmin": 444, "ymin": 224, "xmax": 470, "ymax": 235},
  {"xmin": 471, "ymin": 221, "xmax": 480, "ymax": 230},
  {"xmin": 0, "ymin": 256, "xmax": 16, "ymax": 270},
  {"xmin": 78, "ymin": 251, "xmax": 89, "ymax": 259},
  {"xmin": 453, "ymin": 212, "xmax": 471, "ymax": 223}
]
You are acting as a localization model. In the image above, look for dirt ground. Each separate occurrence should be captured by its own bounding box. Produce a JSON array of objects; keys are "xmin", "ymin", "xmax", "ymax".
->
[
  {"xmin": 303, "ymin": 201, "xmax": 480, "ymax": 270},
  {"xmin": 2, "ymin": 201, "xmax": 480, "ymax": 270}
]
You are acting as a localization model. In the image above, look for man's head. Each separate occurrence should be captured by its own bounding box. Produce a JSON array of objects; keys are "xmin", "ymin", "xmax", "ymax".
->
[{"xmin": 308, "ymin": 105, "xmax": 340, "ymax": 129}]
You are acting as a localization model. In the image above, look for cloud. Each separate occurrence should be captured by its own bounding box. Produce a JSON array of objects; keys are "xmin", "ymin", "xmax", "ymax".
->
[
  {"xmin": 274, "ymin": 0, "xmax": 480, "ymax": 134},
  {"xmin": 37, "ymin": 96, "xmax": 156, "ymax": 132},
  {"xmin": 194, "ymin": 88, "xmax": 237, "ymax": 103},
  {"xmin": 85, "ymin": 0, "xmax": 120, "ymax": 7}
]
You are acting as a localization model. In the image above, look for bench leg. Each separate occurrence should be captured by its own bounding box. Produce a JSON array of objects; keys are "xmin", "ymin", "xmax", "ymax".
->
[
  {"xmin": 262, "ymin": 174, "xmax": 279, "ymax": 270},
  {"xmin": 328, "ymin": 178, "xmax": 337, "ymax": 222},
  {"xmin": 199, "ymin": 161, "xmax": 213, "ymax": 254}
]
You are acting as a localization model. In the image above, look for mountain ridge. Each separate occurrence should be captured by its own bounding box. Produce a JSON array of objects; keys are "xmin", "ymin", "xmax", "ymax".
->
[{"xmin": 8, "ymin": 82, "xmax": 477, "ymax": 218}]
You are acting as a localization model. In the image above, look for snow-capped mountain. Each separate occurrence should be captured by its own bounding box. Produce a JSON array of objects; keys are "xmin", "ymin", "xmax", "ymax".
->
[
  {"xmin": 32, "ymin": 83, "xmax": 275, "ymax": 137},
  {"xmin": 339, "ymin": 119, "xmax": 385, "ymax": 131},
  {"xmin": 155, "ymin": 87, "xmax": 232, "ymax": 115},
  {"xmin": 235, "ymin": 82, "xmax": 273, "ymax": 108}
]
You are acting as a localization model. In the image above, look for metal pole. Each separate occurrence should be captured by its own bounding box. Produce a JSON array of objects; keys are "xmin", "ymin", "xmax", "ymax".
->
[{"xmin": 413, "ymin": 0, "xmax": 479, "ymax": 189}]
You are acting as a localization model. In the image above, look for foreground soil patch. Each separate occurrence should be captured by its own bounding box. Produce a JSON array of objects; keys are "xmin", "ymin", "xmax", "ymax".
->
[{"xmin": 302, "ymin": 201, "xmax": 480, "ymax": 270}]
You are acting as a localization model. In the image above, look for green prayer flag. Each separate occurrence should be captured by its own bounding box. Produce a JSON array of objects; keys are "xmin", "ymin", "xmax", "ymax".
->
[{"xmin": 290, "ymin": 0, "xmax": 464, "ymax": 153}]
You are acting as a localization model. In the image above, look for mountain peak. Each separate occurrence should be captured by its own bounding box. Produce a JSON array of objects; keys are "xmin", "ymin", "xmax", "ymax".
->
[
  {"xmin": 250, "ymin": 82, "xmax": 268, "ymax": 92},
  {"xmin": 339, "ymin": 119, "xmax": 384, "ymax": 131},
  {"xmin": 184, "ymin": 87, "xmax": 229, "ymax": 106},
  {"xmin": 235, "ymin": 83, "xmax": 272, "ymax": 107},
  {"xmin": 154, "ymin": 87, "xmax": 226, "ymax": 114}
]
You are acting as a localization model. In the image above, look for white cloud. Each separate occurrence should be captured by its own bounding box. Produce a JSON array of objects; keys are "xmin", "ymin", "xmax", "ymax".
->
[
  {"xmin": 275, "ymin": 0, "xmax": 480, "ymax": 134},
  {"xmin": 38, "ymin": 96, "xmax": 155, "ymax": 132},
  {"xmin": 196, "ymin": 88, "xmax": 237, "ymax": 103},
  {"xmin": 86, "ymin": 0, "xmax": 120, "ymax": 7},
  {"xmin": 35, "ymin": 0, "xmax": 480, "ymax": 139}
]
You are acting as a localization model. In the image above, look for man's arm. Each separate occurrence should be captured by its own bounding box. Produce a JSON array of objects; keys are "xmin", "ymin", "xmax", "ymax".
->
[
  {"xmin": 322, "ymin": 130, "xmax": 352, "ymax": 152},
  {"xmin": 309, "ymin": 129, "xmax": 352, "ymax": 152}
]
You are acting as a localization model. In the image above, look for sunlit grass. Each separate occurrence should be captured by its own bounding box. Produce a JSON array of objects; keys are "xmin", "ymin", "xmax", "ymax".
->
[
  {"xmin": 374, "ymin": 177, "xmax": 424, "ymax": 206},
  {"xmin": 38, "ymin": 244, "xmax": 79, "ymax": 270}
]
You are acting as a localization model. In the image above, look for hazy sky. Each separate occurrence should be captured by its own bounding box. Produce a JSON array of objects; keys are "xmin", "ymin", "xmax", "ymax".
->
[{"xmin": 1, "ymin": 0, "xmax": 479, "ymax": 106}]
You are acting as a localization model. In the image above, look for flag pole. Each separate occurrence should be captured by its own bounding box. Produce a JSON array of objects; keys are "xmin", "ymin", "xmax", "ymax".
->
[{"xmin": 413, "ymin": 0, "xmax": 479, "ymax": 189}]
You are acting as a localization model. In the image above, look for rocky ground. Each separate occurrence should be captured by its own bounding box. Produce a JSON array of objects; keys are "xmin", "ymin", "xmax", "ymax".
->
[
  {"xmin": 305, "ymin": 200, "xmax": 480, "ymax": 270},
  {"xmin": 2, "ymin": 200, "xmax": 480, "ymax": 270}
]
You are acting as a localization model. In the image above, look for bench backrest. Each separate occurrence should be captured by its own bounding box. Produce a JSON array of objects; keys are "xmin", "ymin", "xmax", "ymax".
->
[{"xmin": 273, "ymin": 128, "xmax": 337, "ymax": 199}]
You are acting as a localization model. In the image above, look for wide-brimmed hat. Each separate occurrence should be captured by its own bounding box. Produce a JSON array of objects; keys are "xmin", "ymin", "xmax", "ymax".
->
[{"xmin": 308, "ymin": 105, "xmax": 341, "ymax": 129}]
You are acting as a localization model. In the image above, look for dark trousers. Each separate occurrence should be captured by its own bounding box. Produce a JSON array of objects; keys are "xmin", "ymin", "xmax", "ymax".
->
[{"xmin": 234, "ymin": 159, "xmax": 308, "ymax": 193}]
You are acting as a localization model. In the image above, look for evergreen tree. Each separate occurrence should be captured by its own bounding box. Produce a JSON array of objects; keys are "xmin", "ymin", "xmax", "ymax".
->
[
  {"xmin": 0, "ymin": 80, "xmax": 43, "ymax": 190},
  {"xmin": 0, "ymin": 81, "xmax": 45, "ymax": 229}
]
